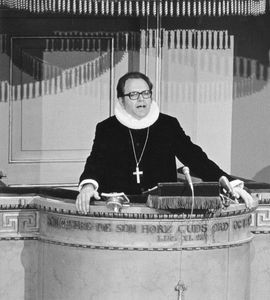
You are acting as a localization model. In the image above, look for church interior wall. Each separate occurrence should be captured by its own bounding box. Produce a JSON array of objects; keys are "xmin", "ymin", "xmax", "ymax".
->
[{"xmin": 0, "ymin": 8, "xmax": 269, "ymax": 185}]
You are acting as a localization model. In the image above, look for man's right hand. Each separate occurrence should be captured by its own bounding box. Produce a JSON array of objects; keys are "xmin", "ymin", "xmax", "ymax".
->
[{"xmin": 76, "ymin": 184, "xmax": 100, "ymax": 214}]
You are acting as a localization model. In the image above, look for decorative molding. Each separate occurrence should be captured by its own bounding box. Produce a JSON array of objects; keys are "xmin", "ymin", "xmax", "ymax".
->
[
  {"xmin": 251, "ymin": 205, "xmax": 270, "ymax": 233},
  {"xmin": 0, "ymin": 234, "xmax": 252, "ymax": 250},
  {"xmin": 0, "ymin": 195, "xmax": 257, "ymax": 219},
  {"xmin": 0, "ymin": 236, "xmax": 38, "ymax": 241},
  {"xmin": 0, "ymin": 194, "xmax": 268, "ymax": 243},
  {"xmin": 257, "ymin": 209, "xmax": 270, "ymax": 226},
  {"xmin": 0, "ymin": 194, "xmax": 261, "ymax": 250},
  {"xmin": 0, "ymin": 210, "xmax": 39, "ymax": 234},
  {"xmin": 39, "ymin": 237, "xmax": 252, "ymax": 251}
]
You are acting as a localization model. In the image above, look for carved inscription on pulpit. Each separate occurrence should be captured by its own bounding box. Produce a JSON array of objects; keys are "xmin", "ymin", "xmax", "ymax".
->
[{"xmin": 45, "ymin": 213, "xmax": 252, "ymax": 249}]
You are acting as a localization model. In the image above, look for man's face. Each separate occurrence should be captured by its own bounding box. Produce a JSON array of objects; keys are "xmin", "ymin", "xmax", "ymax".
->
[{"xmin": 121, "ymin": 78, "xmax": 152, "ymax": 120}]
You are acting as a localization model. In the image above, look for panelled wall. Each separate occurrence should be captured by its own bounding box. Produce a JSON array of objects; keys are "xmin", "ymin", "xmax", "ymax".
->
[{"xmin": 0, "ymin": 15, "xmax": 154, "ymax": 185}]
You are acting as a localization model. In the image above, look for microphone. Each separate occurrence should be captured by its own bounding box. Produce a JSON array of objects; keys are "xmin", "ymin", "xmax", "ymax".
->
[
  {"xmin": 182, "ymin": 166, "xmax": 194, "ymax": 192},
  {"xmin": 219, "ymin": 176, "xmax": 235, "ymax": 199},
  {"xmin": 183, "ymin": 166, "xmax": 195, "ymax": 217}
]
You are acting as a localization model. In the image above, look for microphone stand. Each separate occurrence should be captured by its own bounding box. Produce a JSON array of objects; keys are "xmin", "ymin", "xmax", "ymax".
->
[{"xmin": 183, "ymin": 166, "xmax": 195, "ymax": 217}]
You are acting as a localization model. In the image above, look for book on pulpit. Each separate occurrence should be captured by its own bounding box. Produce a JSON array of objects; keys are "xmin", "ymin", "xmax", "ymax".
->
[{"xmin": 146, "ymin": 182, "xmax": 222, "ymax": 211}]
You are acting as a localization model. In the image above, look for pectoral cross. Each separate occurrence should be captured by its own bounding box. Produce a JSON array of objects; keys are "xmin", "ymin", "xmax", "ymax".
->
[{"xmin": 133, "ymin": 165, "xmax": 143, "ymax": 184}]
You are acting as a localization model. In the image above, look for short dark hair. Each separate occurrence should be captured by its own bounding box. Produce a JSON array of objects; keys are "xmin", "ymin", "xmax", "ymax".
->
[{"xmin": 116, "ymin": 72, "xmax": 153, "ymax": 98}]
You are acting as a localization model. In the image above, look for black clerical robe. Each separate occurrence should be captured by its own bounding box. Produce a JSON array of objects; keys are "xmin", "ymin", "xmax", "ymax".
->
[{"xmin": 80, "ymin": 113, "xmax": 229, "ymax": 195}]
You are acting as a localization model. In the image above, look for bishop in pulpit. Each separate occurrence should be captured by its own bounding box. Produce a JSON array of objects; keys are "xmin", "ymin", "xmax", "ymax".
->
[{"xmin": 76, "ymin": 71, "xmax": 231, "ymax": 213}]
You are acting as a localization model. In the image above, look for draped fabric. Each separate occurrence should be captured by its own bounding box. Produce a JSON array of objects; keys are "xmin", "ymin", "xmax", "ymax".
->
[
  {"xmin": 157, "ymin": 28, "xmax": 234, "ymax": 172},
  {"xmin": 0, "ymin": 29, "xmax": 233, "ymax": 102},
  {"xmin": 0, "ymin": 0, "xmax": 267, "ymax": 16}
]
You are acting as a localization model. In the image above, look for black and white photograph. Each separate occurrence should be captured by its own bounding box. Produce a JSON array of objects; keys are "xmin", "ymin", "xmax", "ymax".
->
[{"xmin": 0, "ymin": 0, "xmax": 269, "ymax": 299}]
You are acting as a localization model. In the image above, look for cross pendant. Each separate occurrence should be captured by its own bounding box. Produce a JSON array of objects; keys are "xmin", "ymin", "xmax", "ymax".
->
[{"xmin": 133, "ymin": 165, "xmax": 143, "ymax": 184}]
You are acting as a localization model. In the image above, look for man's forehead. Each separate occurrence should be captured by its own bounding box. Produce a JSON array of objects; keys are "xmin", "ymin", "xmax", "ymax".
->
[{"xmin": 124, "ymin": 78, "xmax": 149, "ymax": 91}]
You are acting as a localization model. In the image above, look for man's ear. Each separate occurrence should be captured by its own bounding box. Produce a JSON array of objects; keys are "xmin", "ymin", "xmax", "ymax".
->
[{"xmin": 119, "ymin": 97, "xmax": 125, "ymax": 107}]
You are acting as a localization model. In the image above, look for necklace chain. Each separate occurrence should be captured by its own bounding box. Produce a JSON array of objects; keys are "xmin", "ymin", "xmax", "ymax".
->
[{"xmin": 128, "ymin": 127, "xmax": 149, "ymax": 166}]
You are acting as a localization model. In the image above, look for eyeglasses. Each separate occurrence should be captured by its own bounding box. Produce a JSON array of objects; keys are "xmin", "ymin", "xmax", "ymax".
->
[{"xmin": 123, "ymin": 90, "xmax": 152, "ymax": 101}]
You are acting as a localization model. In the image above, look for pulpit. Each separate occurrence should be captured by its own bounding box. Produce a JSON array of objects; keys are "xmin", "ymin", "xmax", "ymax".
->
[{"xmin": 0, "ymin": 184, "xmax": 259, "ymax": 300}]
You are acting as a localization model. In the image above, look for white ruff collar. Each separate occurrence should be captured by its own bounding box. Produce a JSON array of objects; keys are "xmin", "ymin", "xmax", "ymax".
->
[{"xmin": 114, "ymin": 100, "xmax": 160, "ymax": 129}]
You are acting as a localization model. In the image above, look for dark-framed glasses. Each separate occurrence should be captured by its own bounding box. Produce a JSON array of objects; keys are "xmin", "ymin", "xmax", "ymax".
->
[{"xmin": 123, "ymin": 90, "xmax": 152, "ymax": 101}]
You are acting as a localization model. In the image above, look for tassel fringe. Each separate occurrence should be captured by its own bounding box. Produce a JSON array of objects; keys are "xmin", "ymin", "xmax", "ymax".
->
[{"xmin": 147, "ymin": 195, "xmax": 222, "ymax": 210}]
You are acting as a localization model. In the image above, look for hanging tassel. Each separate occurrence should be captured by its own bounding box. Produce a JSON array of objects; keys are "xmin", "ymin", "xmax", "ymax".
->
[
  {"xmin": 202, "ymin": 0, "xmax": 206, "ymax": 15},
  {"xmin": 110, "ymin": 1, "xmax": 114, "ymax": 16},
  {"xmin": 193, "ymin": 0, "xmax": 196, "ymax": 16},
  {"xmin": 124, "ymin": 0, "xmax": 127, "ymax": 15},
  {"xmin": 182, "ymin": 0, "xmax": 186, "ymax": 15},
  {"xmin": 164, "ymin": 0, "xmax": 168, "ymax": 16},
  {"xmin": 118, "ymin": 0, "xmax": 121, "ymax": 15},
  {"xmin": 136, "ymin": 1, "xmax": 139, "ymax": 16},
  {"xmin": 176, "ymin": 0, "xmax": 180, "ymax": 16},
  {"xmin": 187, "ymin": 0, "xmax": 190, "ymax": 16},
  {"xmin": 101, "ymin": 0, "xmax": 105, "ymax": 15},
  {"xmin": 94, "ymin": 0, "xmax": 98, "ymax": 15},
  {"xmin": 170, "ymin": 0, "xmax": 173, "ymax": 16},
  {"xmin": 129, "ymin": 1, "xmax": 132, "ymax": 16}
]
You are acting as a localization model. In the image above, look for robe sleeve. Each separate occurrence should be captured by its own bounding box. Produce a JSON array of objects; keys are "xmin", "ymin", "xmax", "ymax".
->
[
  {"xmin": 171, "ymin": 117, "xmax": 231, "ymax": 182},
  {"xmin": 79, "ymin": 123, "xmax": 107, "ymax": 186}
]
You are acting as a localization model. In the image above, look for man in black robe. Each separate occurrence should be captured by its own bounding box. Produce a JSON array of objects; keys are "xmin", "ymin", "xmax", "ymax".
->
[{"xmin": 76, "ymin": 72, "xmax": 231, "ymax": 213}]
